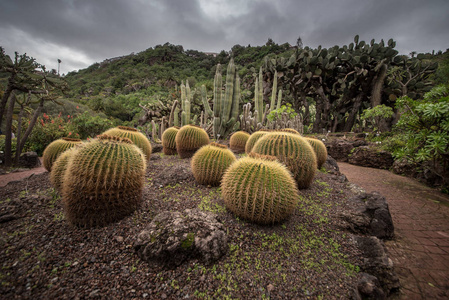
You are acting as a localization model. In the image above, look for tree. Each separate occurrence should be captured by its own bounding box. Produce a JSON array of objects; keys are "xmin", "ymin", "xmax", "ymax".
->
[{"xmin": 0, "ymin": 50, "xmax": 68, "ymax": 167}]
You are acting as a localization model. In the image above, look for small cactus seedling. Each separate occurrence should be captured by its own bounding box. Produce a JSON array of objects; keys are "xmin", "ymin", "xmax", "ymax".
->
[
  {"xmin": 252, "ymin": 132, "xmax": 317, "ymax": 189},
  {"xmin": 162, "ymin": 126, "xmax": 180, "ymax": 155},
  {"xmin": 305, "ymin": 137, "xmax": 328, "ymax": 169},
  {"xmin": 229, "ymin": 131, "xmax": 250, "ymax": 153},
  {"xmin": 175, "ymin": 125, "xmax": 210, "ymax": 159},
  {"xmin": 42, "ymin": 137, "xmax": 83, "ymax": 171},
  {"xmin": 191, "ymin": 142, "xmax": 236, "ymax": 186},
  {"xmin": 245, "ymin": 130, "xmax": 271, "ymax": 153},
  {"xmin": 62, "ymin": 134, "xmax": 147, "ymax": 228},
  {"xmin": 50, "ymin": 146, "xmax": 80, "ymax": 192},
  {"xmin": 221, "ymin": 153, "xmax": 299, "ymax": 224},
  {"xmin": 103, "ymin": 126, "xmax": 152, "ymax": 161}
]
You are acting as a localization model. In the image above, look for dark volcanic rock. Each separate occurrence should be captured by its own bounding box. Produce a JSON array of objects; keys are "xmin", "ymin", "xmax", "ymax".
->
[
  {"xmin": 134, "ymin": 209, "xmax": 228, "ymax": 269},
  {"xmin": 353, "ymin": 272, "xmax": 386, "ymax": 300},
  {"xmin": 326, "ymin": 140, "xmax": 354, "ymax": 162},
  {"xmin": 324, "ymin": 155, "xmax": 340, "ymax": 174},
  {"xmin": 151, "ymin": 143, "xmax": 163, "ymax": 153},
  {"xmin": 18, "ymin": 152, "xmax": 41, "ymax": 169},
  {"xmin": 348, "ymin": 146, "xmax": 393, "ymax": 170}
]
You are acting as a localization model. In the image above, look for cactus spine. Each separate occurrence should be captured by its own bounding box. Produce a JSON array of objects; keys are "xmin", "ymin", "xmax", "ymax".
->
[
  {"xmin": 221, "ymin": 153, "xmax": 299, "ymax": 224},
  {"xmin": 305, "ymin": 137, "xmax": 328, "ymax": 169},
  {"xmin": 191, "ymin": 142, "xmax": 236, "ymax": 186},
  {"xmin": 229, "ymin": 131, "xmax": 250, "ymax": 153},
  {"xmin": 103, "ymin": 126, "xmax": 152, "ymax": 161},
  {"xmin": 62, "ymin": 134, "xmax": 146, "ymax": 228},
  {"xmin": 252, "ymin": 132, "xmax": 317, "ymax": 189},
  {"xmin": 50, "ymin": 146, "xmax": 80, "ymax": 192},
  {"xmin": 175, "ymin": 125, "xmax": 210, "ymax": 158},
  {"xmin": 245, "ymin": 130, "xmax": 270, "ymax": 153},
  {"xmin": 42, "ymin": 137, "xmax": 83, "ymax": 171},
  {"xmin": 162, "ymin": 126, "xmax": 180, "ymax": 155}
]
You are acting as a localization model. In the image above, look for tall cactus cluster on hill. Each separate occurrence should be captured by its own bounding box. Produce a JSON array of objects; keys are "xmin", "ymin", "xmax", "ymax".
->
[
  {"xmin": 221, "ymin": 152, "xmax": 299, "ymax": 224},
  {"xmin": 61, "ymin": 134, "xmax": 147, "ymax": 228},
  {"xmin": 103, "ymin": 126, "xmax": 152, "ymax": 161},
  {"xmin": 191, "ymin": 142, "xmax": 236, "ymax": 186},
  {"xmin": 42, "ymin": 137, "xmax": 83, "ymax": 171}
]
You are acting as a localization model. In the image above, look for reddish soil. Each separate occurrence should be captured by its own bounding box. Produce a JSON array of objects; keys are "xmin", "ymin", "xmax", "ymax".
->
[{"xmin": 339, "ymin": 162, "xmax": 449, "ymax": 300}]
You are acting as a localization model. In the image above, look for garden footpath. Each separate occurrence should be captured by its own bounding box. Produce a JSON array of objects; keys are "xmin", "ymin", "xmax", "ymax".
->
[
  {"xmin": 0, "ymin": 159, "xmax": 46, "ymax": 187},
  {"xmin": 339, "ymin": 162, "xmax": 449, "ymax": 300}
]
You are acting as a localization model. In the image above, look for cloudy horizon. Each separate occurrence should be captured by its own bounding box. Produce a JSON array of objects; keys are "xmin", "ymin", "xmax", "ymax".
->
[{"xmin": 1, "ymin": 0, "xmax": 448, "ymax": 75}]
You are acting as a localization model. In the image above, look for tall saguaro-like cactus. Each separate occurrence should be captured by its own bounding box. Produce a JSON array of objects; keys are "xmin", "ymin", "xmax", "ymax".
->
[
  {"xmin": 181, "ymin": 81, "xmax": 191, "ymax": 126},
  {"xmin": 209, "ymin": 58, "xmax": 241, "ymax": 139}
]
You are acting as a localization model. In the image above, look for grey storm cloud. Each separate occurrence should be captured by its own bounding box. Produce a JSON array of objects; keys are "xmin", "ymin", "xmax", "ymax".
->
[{"xmin": 1, "ymin": 0, "xmax": 448, "ymax": 74}]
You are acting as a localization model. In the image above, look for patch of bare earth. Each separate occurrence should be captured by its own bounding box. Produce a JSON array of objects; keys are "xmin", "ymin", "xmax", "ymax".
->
[{"xmin": 1, "ymin": 153, "xmax": 362, "ymax": 299}]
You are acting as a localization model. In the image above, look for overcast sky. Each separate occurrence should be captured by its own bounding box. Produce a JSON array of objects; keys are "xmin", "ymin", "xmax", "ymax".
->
[{"xmin": 1, "ymin": 0, "xmax": 448, "ymax": 75}]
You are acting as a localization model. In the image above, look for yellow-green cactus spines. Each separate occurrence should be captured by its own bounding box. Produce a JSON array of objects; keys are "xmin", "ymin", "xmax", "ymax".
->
[
  {"xmin": 305, "ymin": 137, "xmax": 328, "ymax": 169},
  {"xmin": 42, "ymin": 137, "xmax": 83, "ymax": 171},
  {"xmin": 191, "ymin": 142, "xmax": 236, "ymax": 186},
  {"xmin": 175, "ymin": 125, "xmax": 210, "ymax": 159},
  {"xmin": 278, "ymin": 128, "xmax": 300, "ymax": 135},
  {"xmin": 221, "ymin": 154, "xmax": 299, "ymax": 224},
  {"xmin": 62, "ymin": 134, "xmax": 147, "ymax": 228},
  {"xmin": 244, "ymin": 130, "xmax": 271, "ymax": 153},
  {"xmin": 162, "ymin": 126, "xmax": 180, "ymax": 155},
  {"xmin": 103, "ymin": 126, "xmax": 152, "ymax": 160},
  {"xmin": 229, "ymin": 131, "xmax": 250, "ymax": 153},
  {"xmin": 50, "ymin": 146, "xmax": 80, "ymax": 192},
  {"xmin": 252, "ymin": 132, "xmax": 317, "ymax": 189}
]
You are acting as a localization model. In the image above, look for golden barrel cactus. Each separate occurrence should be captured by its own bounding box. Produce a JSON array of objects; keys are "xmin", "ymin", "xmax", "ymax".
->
[
  {"xmin": 305, "ymin": 137, "xmax": 328, "ymax": 169},
  {"xmin": 161, "ymin": 126, "xmax": 180, "ymax": 155},
  {"xmin": 50, "ymin": 146, "xmax": 80, "ymax": 192},
  {"xmin": 245, "ymin": 130, "xmax": 271, "ymax": 153},
  {"xmin": 252, "ymin": 132, "xmax": 317, "ymax": 189},
  {"xmin": 62, "ymin": 134, "xmax": 147, "ymax": 228},
  {"xmin": 229, "ymin": 131, "xmax": 250, "ymax": 153},
  {"xmin": 175, "ymin": 125, "xmax": 210, "ymax": 159},
  {"xmin": 42, "ymin": 137, "xmax": 82, "ymax": 171},
  {"xmin": 191, "ymin": 143, "xmax": 236, "ymax": 186},
  {"xmin": 103, "ymin": 126, "xmax": 152, "ymax": 160},
  {"xmin": 221, "ymin": 153, "xmax": 299, "ymax": 224}
]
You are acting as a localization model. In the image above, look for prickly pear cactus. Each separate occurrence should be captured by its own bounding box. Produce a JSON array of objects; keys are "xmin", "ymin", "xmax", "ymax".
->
[
  {"xmin": 42, "ymin": 137, "xmax": 83, "ymax": 171},
  {"xmin": 103, "ymin": 126, "xmax": 152, "ymax": 160},
  {"xmin": 175, "ymin": 125, "xmax": 210, "ymax": 159},
  {"xmin": 162, "ymin": 126, "xmax": 180, "ymax": 155},
  {"xmin": 191, "ymin": 142, "xmax": 236, "ymax": 186},
  {"xmin": 50, "ymin": 146, "xmax": 80, "ymax": 193},
  {"xmin": 62, "ymin": 134, "xmax": 147, "ymax": 228},
  {"xmin": 221, "ymin": 152, "xmax": 299, "ymax": 224},
  {"xmin": 305, "ymin": 137, "xmax": 328, "ymax": 169},
  {"xmin": 229, "ymin": 131, "xmax": 250, "ymax": 153},
  {"xmin": 245, "ymin": 130, "xmax": 271, "ymax": 153},
  {"xmin": 252, "ymin": 132, "xmax": 317, "ymax": 189}
]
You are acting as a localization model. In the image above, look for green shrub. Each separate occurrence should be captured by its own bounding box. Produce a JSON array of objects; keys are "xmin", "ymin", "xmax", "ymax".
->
[{"xmin": 71, "ymin": 111, "xmax": 114, "ymax": 139}]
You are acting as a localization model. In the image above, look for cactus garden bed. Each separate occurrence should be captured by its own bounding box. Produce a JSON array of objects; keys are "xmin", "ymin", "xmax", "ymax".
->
[{"xmin": 0, "ymin": 152, "xmax": 363, "ymax": 299}]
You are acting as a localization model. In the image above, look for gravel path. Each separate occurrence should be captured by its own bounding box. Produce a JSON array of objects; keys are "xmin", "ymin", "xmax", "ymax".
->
[{"xmin": 339, "ymin": 162, "xmax": 449, "ymax": 300}]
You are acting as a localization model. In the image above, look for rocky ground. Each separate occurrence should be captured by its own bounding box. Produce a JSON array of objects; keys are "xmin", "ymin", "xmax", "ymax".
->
[{"xmin": 1, "ymin": 152, "xmax": 376, "ymax": 299}]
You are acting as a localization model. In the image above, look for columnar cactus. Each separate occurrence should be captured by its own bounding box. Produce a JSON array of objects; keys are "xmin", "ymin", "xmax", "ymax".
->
[
  {"xmin": 175, "ymin": 125, "xmax": 210, "ymax": 158},
  {"xmin": 245, "ymin": 130, "xmax": 271, "ymax": 153},
  {"xmin": 191, "ymin": 143, "xmax": 236, "ymax": 186},
  {"xmin": 162, "ymin": 126, "xmax": 180, "ymax": 155},
  {"xmin": 221, "ymin": 152, "xmax": 299, "ymax": 224},
  {"xmin": 103, "ymin": 126, "xmax": 152, "ymax": 161},
  {"xmin": 42, "ymin": 137, "xmax": 83, "ymax": 171},
  {"xmin": 252, "ymin": 132, "xmax": 317, "ymax": 189},
  {"xmin": 229, "ymin": 131, "xmax": 250, "ymax": 153},
  {"xmin": 305, "ymin": 137, "xmax": 328, "ymax": 169},
  {"xmin": 50, "ymin": 147, "xmax": 80, "ymax": 192},
  {"xmin": 62, "ymin": 134, "xmax": 147, "ymax": 228},
  {"xmin": 181, "ymin": 81, "xmax": 191, "ymax": 126}
]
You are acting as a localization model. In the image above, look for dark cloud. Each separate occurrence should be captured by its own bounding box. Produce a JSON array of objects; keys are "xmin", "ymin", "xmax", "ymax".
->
[{"xmin": 1, "ymin": 0, "xmax": 448, "ymax": 74}]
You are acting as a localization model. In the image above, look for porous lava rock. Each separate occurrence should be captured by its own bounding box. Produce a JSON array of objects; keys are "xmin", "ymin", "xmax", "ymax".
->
[
  {"xmin": 18, "ymin": 152, "xmax": 41, "ymax": 169},
  {"xmin": 348, "ymin": 146, "xmax": 394, "ymax": 170},
  {"xmin": 134, "ymin": 209, "xmax": 228, "ymax": 269}
]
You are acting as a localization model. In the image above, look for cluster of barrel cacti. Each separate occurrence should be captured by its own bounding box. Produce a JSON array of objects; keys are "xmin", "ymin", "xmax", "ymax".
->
[
  {"xmin": 103, "ymin": 126, "xmax": 152, "ymax": 161},
  {"xmin": 43, "ymin": 137, "xmax": 83, "ymax": 171}
]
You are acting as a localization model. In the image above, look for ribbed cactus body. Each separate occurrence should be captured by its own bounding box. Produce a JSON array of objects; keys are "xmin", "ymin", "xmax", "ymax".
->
[
  {"xmin": 229, "ymin": 131, "xmax": 250, "ymax": 153},
  {"xmin": 62, "ymin": 135, "xmax": 147, "ymax": 228},
  {"xmin": 191, "ymin": 143, "xmax": 236, "ymax": 186},
  {"xmin": 279, "ymin": 128, "xmax": 300, "ymax": 135},
  {"xmin": 50, "ymin": 147, "xmax": 80, "ymax": 192},
  {"xmin": 245, "ymin": 130, "xmax": 271, "ymax": 153},
  {"xmin": 252, "ymin": 132, "xmax": 317, "ymax": 189},
  {"xmin": 221, "ymin": 153, "xmax": 299, "ymax": 224},
  {"xmin": 175, "ymin": 125, "xmax": 210, "ymax": 159},
  {"xmin": 162, "ymin": 126, "xmax": 179, "ymax": 155},
  {"xmin": 305, "ymin": 137, "xmax": 328, "ymax": 169},
  {"xmin": 103, "ymin": 126, "xmax": 152, "ymax": 160},
  {"xmin": 42, "ymin": 137, "xmax": 82, "ymax": 171}
]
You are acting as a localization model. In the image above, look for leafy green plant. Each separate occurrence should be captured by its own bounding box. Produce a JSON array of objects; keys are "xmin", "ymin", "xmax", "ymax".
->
[
  {"xmin": 70, "ymin": 111, "xmax": 114, "ymax": 139},
  {"xmin": 360, "ymin": 104, "xmax": 394, "ymax": 132},
  {"xmin": 267, "ymin": 103, "xmax": 297, "ymax": 122}
]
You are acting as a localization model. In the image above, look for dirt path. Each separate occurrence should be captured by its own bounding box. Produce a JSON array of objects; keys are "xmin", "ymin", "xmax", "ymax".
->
[
  {"xmin": 0, "ymin": 159, "xmax": 47, "ymax": 187},
  {"xmin": 339, "ymin": 162, "xmax": 449, "ymax": 299}
]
